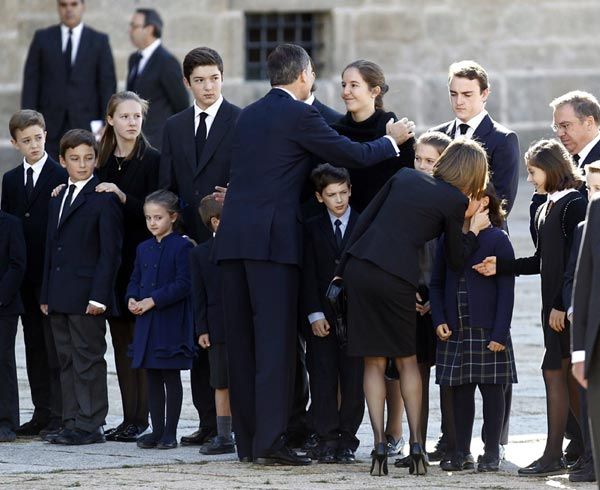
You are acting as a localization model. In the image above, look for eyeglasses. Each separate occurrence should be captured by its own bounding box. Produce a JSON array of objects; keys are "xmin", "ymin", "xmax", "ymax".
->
[{"xmin": 551, "ymin": 121, "xmax": 578, "ymax": 133}]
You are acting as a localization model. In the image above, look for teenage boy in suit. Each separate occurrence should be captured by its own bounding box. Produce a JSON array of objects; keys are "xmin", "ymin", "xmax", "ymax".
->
[
  {"xmin": 190, "ymin": 195, "xmax": 235, "ymax": 455},
  {"xmin": 0, "ymin": 212, "xmax": 26, "ymax": 442},
  {"xmin": 126, "ymin": 8, "xmax": 188, "ymax": 148},
  {"xmin": 302, "ymin": 164, "xmax": 364, "ymax": 464},
  {"xmin": 1, "ymin": 110, "xmax": 68, "ymax": 437},
  {"xmin": 40, "ymin": 129, "xmax": 123, "ymax": 445},
  {"xmin": 160, "ymin": 47, "xmax": 241, "ymax": 446}
]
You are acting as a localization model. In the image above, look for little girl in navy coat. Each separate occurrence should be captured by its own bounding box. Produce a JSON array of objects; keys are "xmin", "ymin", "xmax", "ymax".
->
[{"xmin": 127, "ymin": 190, "xmax": 195, "ymax": 449}]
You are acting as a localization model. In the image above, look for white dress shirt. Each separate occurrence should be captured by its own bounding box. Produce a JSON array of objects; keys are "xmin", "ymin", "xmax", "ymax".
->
[
  {"xmin": 22, "ymin": 152, "xmax": 49, "ymax": 186},
  {"xmin": 194, "ymin": 95, "xmax": 224, "ymax": 137},
  {"xmin": 61, "ymin": 22, "xmax": 84, "ymax": 65},
  {"xmin": 137, "ymin": 38, "xmax": 161, "ymax": 75},
  {"xmin": 575, "ymin": 131, "xmax": 600, "ymax": 167},
  {"xmin": 453, "ymin": 110, "xmax": 488, "ymax": 139}
]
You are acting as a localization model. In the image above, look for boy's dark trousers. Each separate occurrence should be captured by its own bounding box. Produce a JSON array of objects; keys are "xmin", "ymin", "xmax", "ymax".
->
[
  {"xmin": 190, "ymin": 348, "xmax": 217, "ymax": 433},
  {"xmin": 0, "ymin": 315, "xmax": 19, "ymax": 431},
  {"xmin": 306, "ymin": 327, "xmax": 364, "ymax": 450},
  {"xmin": 50, "ymin": 314, "xmax": 108, "ymax": 431}
]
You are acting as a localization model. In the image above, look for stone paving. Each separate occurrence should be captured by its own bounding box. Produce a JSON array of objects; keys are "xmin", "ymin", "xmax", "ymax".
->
[{"xmin": 0, "ymin": 179, "xmax": 597, "ymax": 489}]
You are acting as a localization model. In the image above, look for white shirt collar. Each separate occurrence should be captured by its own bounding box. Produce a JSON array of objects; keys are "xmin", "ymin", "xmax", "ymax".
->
[
  {"xmin": 327, "ymin": 205, "xmax": 351, "ymax": 229},
  {"xmin": 60, "ymin": 23, "xmax": 84, "ymax": 63},
  {"xmin": 454, "ymin": 110, "xmax": 488, "ymax": 136},
  {"xmin": 273, "ymin": 87, "xmax": 297, "ymax": 100},
  {"xmin": 140, "ymin": 38, "xmax": 161, "ymax": 59},
  {"xmin": 23, "ymin": 152, "xmax": 48, "ymax": 173},
  {"xmin": 576, "ymin": 131, "xmax": 600, "ymax": 164},
  {"xmin": 548, "ymin": 188, "xmax": 578, "ymax": 203},
  {"xmin": 305, "ymin": 94, "xmax": 315, "ymax": 105},
  {"xmin": 61, "ymin": 22, "xmax": 84, "ymax": 37},
  {"xmin": 194, "ymin": 95, "xmax": 224, "ymax": 120}
]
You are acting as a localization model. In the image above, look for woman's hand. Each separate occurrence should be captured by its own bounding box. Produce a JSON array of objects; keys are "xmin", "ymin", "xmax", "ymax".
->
[
  {"xmin": 549, "ymin": 308, "xmax": 566, "ymax": 332},
  {"xmin": 436, "ymin": 323, "xmax": 452, "ymax": 341},
  {"xmin": 487, "ymin": 341, "xmax": 506, "ymax": 352},
  {"xmin": 135, "ymin": 297, "xmax": 155, "ymax": 315},
  {"xmin": 96, "ymin": 182, "xmax": 126, "ymax": 204},
  {"xmin": 51, "ymin": 183, "xmax": 66, "ymax": 197},
  {"xmin": 469, "ymin": 204, "xmax": 490, "ymax": 235},
  {"xmin": 473, "ymin": 256, "xmax": 497, "ymax": 276},
  {"xmin": 198, "ymin": 334, "xmax": 211, "ymax": 349},
  {"xmin": 415, "ymin": 292, "xmax": 431, "ymax": 315}
]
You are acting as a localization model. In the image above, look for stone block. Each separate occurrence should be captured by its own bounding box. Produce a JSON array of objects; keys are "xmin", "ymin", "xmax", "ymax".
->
[{"xmin": 354, "ymin": 8, "xmax": 424, "ymax": 43}]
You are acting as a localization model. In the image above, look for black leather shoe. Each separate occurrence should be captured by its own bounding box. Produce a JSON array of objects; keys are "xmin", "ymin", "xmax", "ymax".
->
[
  {"xmin": 518, "ymin": 457, "xmax": 567, "ymax": 477},
  {"xmin": 16, "ymin": 419, "xmax": 47, "ymax": 436},
  {"xmin": 255, "ymin": 446, "xmax": 312, "ymax": 466},
  {"xmin": 114, "ymin": 424, "xmax": 144, "ymax": 442},
  {"xmin": 44, "ymin": 427, "xmax": 70, "ymax": 443},
  {"xmin": 301, "ymin": 433, "xmax": 319, "ymax": 453},
  {"xmin": 156, "ymin": 439, "xmax": 178, "ymax": 450},
  {"xmin": 441, "ymin": 452, "xmax": 475, "ymax": 471},
  {"xmin": 568, "ymin": 456, "xmax": 585, "ymax": 473},
  {"xmin": 564, "ymin": 440, "xmax": 583, "ymax": 466},
  {"xmin": 427, "ymin": 437, "xmax": 448, "ymax": 462},
  {"xmin": 335, "ymin": 447, "xmax": 356, "ymax": 464},
  {"xmin": 54, "ymin": 427, "xmax": 105, "ymax": 445},
  {"xmin": 137, "ymin": 433, "xmax": 159, "ymax": 449},
  {"xmin": 477, "ymin": 453, "xmax": 500, "ymax": 472},
  {"xmin": 0, "ymin": 426, "xmax": 17, "ymax": 442},
  {"xmin": 200, "ymin": 435, "xmax": 236, "ymax": 455},
  {"xmin": 317, "ymin": 446, "xmax": 337, "ymax": 464},
  {"xmin": 39, "ymin": 420, "xmax": 62, "ymax": 439},
  {"xmin": 180, "ymin": 427, "xmax": 216, "ymax": 446},
  {"xmin": 104, "ymin": 422, "xmax": 125, "ymax": 440},
  {"xmin": 394, "ymin": 455, "xmax": 411, "ymax": 468},
  {"xmin": 569, "ymin": 464, "xmax": 596, "ymax": 483}
]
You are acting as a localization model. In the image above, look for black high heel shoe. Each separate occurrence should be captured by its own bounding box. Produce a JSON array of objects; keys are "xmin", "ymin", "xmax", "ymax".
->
[
  {"xmin": 409, "ymin": 442, "xmax": 428, "ymax": 475},
  {"xmin": 370, "ymin": 442, "xmax": 389, "ymax": 476}
]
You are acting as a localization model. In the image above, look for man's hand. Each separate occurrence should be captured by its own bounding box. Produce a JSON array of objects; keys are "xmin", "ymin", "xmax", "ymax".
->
[
  {"xmin": 386, "ymin": 117, "xmax": 415, "ymax": 146},
  {"xmin": 213, "ymin": 185, "xmax": 228, "ymax": 203},
  {"xmin": 198, "ymin": 334, "xmax": 210, "ymax": 349},
  {"xmin": 40, "ymin": 304, "xmax": 48, "ymax": 315},
  {"xmin": 549, "ymin": 308, "xmax": 566, "ymax": 332},
  {"xmin": 311, "ymin": 318, "xmax": 331, "ymax": 337},
  {"xmin": 86, "ymin": 303, "xmax": 105, "ymax": 316},
  {"xmin": 473, "ymin": 256, "xmax": 497, "ymax": 276},
  {"xmin": 436, "ymin": 323, "xmax": 452, "ymax": 341},
  {"xmin": 487, "ymin": 341, "xmax": 506, "ymax": 352},
  {"xmin": 469, "ymin": 204, "xmax": 491, "ymax": 235},
  {"xmin": 572, "ymin": 361, "xmax": 588, "ymax": 389}
]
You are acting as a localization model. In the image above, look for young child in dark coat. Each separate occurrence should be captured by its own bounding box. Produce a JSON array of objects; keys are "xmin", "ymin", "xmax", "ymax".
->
[
  {"xmin": 190, "ymin": 195, "xmax": 235, "ymax": 455},
  {"xmin": 127, "ymin": 190, "xmax": 195, "ymax": 450}
]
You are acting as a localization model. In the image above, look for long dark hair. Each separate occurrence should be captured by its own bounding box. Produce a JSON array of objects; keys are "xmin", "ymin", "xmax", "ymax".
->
[
  {"xmin": 97, "ymin": 91, "xmax": 151, "ymax": 168},
  {"xmin": 524, "ymin": 139, "xmax": 584, "ymax": 192},
  {"xmin": 484, "ymin": 183, "xmax": 507, "ymax": 228}
]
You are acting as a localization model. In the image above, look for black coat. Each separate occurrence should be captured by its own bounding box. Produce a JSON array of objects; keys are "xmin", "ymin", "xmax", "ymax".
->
[
  {"xmin": 41, "ymin": 177, "xmax": 123, "ymax": 315},
  {"xmin": 312, "ymin": 98, "xmax": 343, "ymax": 125},
  {"xmin": 0, "ymin": 211, "xmax": 26, "ymax": 315},
  {"xmin": 159, "ymin": 99, "xmax": 241, "ymax": 243},
  {"xmin": 1, "ymin": 158, "xmax": 67, "ymax": 302},
  {"xmin": 21, "ymin": 25, "xmax": 116, "ymax": 143},
  {"xmin": 126, "ymin": 45, "xmax": 189, "ymax": 149}
]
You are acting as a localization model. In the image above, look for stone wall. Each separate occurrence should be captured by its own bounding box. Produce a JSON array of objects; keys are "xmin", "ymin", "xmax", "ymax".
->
[{"xmin": 2, "ymin": 0, "xmax": 600, "ymax": 176}]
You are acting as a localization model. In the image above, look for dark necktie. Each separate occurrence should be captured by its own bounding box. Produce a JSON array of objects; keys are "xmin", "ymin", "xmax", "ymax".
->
[
  {"xmin": 573, "ymin": 154, "xmax": 581, "ymax": 167},
  {"xmin": 334, "ymin": 219, "xmax": 343, "ymax": 249},
  {"xmin": 195, "ymin": 112, "xmax": 209, "ymax": 166},
  {"xmin": 458, "ymin": 123, "xmax": 470, "ymax": 136},
  {"xmin": 59, "ymin": 184, "xmax": 76, "ymax": 226},
  {"xmin": 65, "ymin": 29, "xmax": 73, "ymax": 78},
  {"xmin": 127, "ymin": 52, "xmax": 143, "ymax": 90},
  {"xmin": 25, "ymin": 167, "xmax": 34, "ymax": 201}
]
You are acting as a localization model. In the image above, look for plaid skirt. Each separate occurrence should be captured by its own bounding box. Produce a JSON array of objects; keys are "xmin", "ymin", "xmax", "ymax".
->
[{"xmin": 435, "ymin": 277, "xmax": 518, "ymax": 386}]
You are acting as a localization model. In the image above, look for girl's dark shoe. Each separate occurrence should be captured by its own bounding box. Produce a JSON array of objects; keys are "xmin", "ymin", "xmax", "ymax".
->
[
  {"xmin": 156, "ymin": 438, "xmax": 178, "ymax": 450},
  {"xmin": 370, "ymin": 442, "xmax": 388, "ymax": 476},
  {"xmin": 409, "ymin": 442, "xmax": 428, "ymax": 475},
  {"xmin": 440, "ymin": 452, "xmax": 475, "ymax": 471},
  {"xmin": 477, "ymin": 453, "xmax": 500, "ymax": 472},
  {"xmin": 136, "ymin": 433, "xmax": 159, "ymax": 449}
]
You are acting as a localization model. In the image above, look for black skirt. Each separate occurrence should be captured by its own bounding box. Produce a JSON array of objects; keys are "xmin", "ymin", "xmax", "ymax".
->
[{"xmin": 345, "ymin": 256, "xmax": 416, "ymax": 358}]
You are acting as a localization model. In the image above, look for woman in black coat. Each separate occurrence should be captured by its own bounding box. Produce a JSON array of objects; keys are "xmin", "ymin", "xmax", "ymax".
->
[
  {"xmin": 335, "ymin": 139, "xmax": 490, "ymax": 475},
  {"xmin": 95, "ymin": 91, "xmax": 160, "ymax": 441}
]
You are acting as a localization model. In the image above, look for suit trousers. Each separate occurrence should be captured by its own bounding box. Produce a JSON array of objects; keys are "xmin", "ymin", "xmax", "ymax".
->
[
  {"xmin": 221, "ymin": 259, "xmax": 298, "ymax": 459},
  {"xmin": 587, "ymin": 338, "xmax": 600, "ymax": 483},
  {"xmin": 190, "ymin": 346, "xmax": 216, "ymax": 431},
  {"xmin": 287, "ymin": 331, "xmax": 311, "ymax": 444},
  {"xmin": 50, "ymin": 313, "xmax": 108, "ymax": 432},
  {"xmin": 306, "ymin": 329, "xmax": 364, "ymax": 450},
  {"xmin": 108, "ymin": 317, "xmax": 149, "ymax": 429},
  {"xmin": 0, "ymin": 316, "xmax": 19, "ymax": 430}
]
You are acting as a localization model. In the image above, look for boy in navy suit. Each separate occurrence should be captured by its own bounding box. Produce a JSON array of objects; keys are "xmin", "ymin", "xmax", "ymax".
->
[
  {"xmin": 1, "ymin": 110, "xmax": 67, "ymax": 437},
  {"xmin": 302, "ymin": 164, "xmax": 364, "ymax": 463},
  {"xmin": 190, "ymin": 195, "xmax": 235, "ymax": 455},
  {"xmin": 40, "ymin": 129, "xmax": 123, "ymax": 445},
  {"xmin": 0, "ymin": 212, "xmax": 26, "ymax": 442}
]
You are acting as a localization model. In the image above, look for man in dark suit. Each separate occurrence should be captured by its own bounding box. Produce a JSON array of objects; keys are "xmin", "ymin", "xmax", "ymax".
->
[
  {"xmin": 1, "ymin": 110, "xmax": 67, "ymax": 437},
  {"xmin": 159, "ymin": 47, "xmax": 241, "ymax": 447},
  {"xmin": 126, "ymin": 8, "xmax": 188, "ymax": 149},
  {"xmin": 40, "ymin": 129, "xmax": 122, "ymax": 445},
  {"xmin": 21, "ymin": 0, "xmax": 116, "ymax": 159},
  {"xmin": 572, "ymin": 193, "xmax": 600, "ymax": 484},
  {"xmin": 214, "ymin": 43, "xmax": 414, "ymax": 465}
]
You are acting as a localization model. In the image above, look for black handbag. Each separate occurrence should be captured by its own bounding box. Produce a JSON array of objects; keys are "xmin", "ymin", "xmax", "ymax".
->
[{"xmin": 325, "ymin": 277, "xmax": 348, "ymax": 347}]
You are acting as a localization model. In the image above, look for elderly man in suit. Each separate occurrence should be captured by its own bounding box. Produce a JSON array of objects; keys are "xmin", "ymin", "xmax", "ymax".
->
[
  {"xmin": 126, "ymin": 8, "xmax": 188, "ymax": 149},
  {"xmin": 21, "ymin": 0, "xmax": 116, "ymax": 159},
  {"xmin": 214, "ymin": 43, "xmax": 414, "ymax": 465}
]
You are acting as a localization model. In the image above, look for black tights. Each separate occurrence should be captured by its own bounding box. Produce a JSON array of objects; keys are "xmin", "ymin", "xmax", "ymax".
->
[
  {"xmin": 452, "ymin": 383, "xmax": 504, "ymax": 458},
  {"xmin": 147, "ymin": 368, "xmax": 183, "ymax": 443}
]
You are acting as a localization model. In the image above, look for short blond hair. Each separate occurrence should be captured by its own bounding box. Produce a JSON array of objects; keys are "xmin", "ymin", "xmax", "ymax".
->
[
  {"xmin": 433, "ymin": 137, "xmax": 489, "ymax": 199},
  {"xmin": 585, "ymin": 160, "xmax": 600, "ymax": 174}
]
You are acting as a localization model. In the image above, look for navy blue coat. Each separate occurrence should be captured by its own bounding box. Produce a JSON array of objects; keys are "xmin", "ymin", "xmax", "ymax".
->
[
  {"xmin": 215, "ymin": 88, "xmax": 398, "ymax": 266},
  {"xmin": 189, "ymin": 237, "xmax": 225, "ymax": 343},
  {"xmin": 126, "ymin": 233, "xmax": 195, "ymax": 369},
  {"xmin": 431, "ymin": 114, "xmax": 520, "ymax": 215},
  {"xmin": 0, "ymin": 211, "xmax": 26, "ymax": 315},
  {"xmin": 40, "ymin": 177, "xmax": 123, "ymax": 315},
  {"xmin": 430, "ymin": 227, "xmax": 515, "ymax": 345}
]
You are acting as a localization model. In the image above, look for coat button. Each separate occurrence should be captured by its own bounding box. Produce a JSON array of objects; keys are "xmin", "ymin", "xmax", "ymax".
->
[
  {"xmin": 56, "ymin": 267, "xmax": 60, "ymax": 271},
  {"xmin": 153, "ymin": 264, "xmax": 157, "ymax": 268},
  {"xmin": 57, "ymin": 247, "xmax": 62, "ymax": 251},
  {"xmin": 334, "ymin": 259, "xmax": 340, "ymax": 265},
  {"xmin": 24, "ymin": 212, "xmax": 30, "ymax": 218}
]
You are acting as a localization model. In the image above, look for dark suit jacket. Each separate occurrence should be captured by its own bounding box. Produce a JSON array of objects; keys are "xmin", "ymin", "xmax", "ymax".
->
[
  {"xmin": 564, "ymin": 221, "xmax": 584, "ymax": 312},
  {"xmin": 159, "ymin": 98, "xmax": 242, "ymax": 243},
  {"xmin": 431, "ymin": 114, "xmax": 520, "ymax": 214},
  {"xmin": 40, "ymin": 177, "xmax": 123, "ymax": 315},
  {"xmin": 215, "ymin": 88, "xmax": 398, "ymax": 266},
  {"xmin": 126, "ymin": 44, "xmax": 189, "ymax": 148},
  {"xmin": 580, "ymin": 139, "xmax": 600, "ymax": 169},
  {"xmin": 21, "ymin": 24, "xmax": 116, "ymax": 143},
  {"xmin": 302, "ymin": 208, "xmax": 358, "ymax": 323},
  {"xmin": 572, "ymin": 195, "xmax": 600, "ymax": 374},
  {"xmin": 430, "ymin": 227, "xmax": 515, "ymax": 344},
  {"xmin": 0, "ymin": 212, "xmax": 26, "ymax": 315},
  {"xmin": 312, "ymin": 97, "xmax": 343, "ymax": 125},
  {"xmin": 335, "ymin": 168, "xmax": 479, "ymax": 287},
  {"xmin": 1, "ymin": 157, "xmax": 67, "ymax": 302},
  {"xmin": 189, "ymin": 237, "xmax": 225, "ymax": 343}
]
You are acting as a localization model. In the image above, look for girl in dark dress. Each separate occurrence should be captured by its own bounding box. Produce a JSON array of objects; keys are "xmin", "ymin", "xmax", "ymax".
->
[
  {"xmin": 128, "ymin": 190, "xmax": 195, "ymax": 449},
  {"xmin": 474, "ymin": 139, "xmax": 587, "ymax": 476},
  {"xmin": 95, "ymin": 91, "xmax": 160, "ymax": 441}
]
